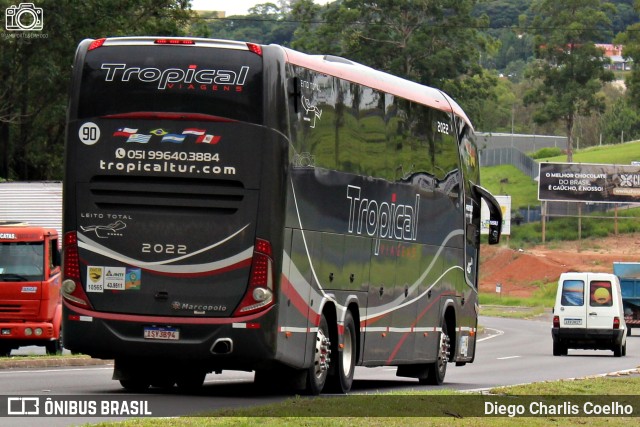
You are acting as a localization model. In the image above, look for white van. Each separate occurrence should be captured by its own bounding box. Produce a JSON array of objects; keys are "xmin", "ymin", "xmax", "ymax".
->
[{"xmin": 552, "ymin": 272, "xmax": 627, "ymax": 357}]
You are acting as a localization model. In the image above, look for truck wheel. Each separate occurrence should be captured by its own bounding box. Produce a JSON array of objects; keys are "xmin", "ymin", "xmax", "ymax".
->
[
  {"xmin": 0, "ymin": 346, "xmax": 10, "ymax": 357},
  {"xmin": 45, "ymin": 339, "xmax": 62, "ymax": 355},
  {"xmin": 422, "ymin": 321, "xmax": 450, "ymax": 385},
  {"xmin": 304, "ymin": 314, "xmax": 331, "ymax": 395},
  {"xmin": 326, "ymin": 311, "xmax": 356, "ymax": 393}
]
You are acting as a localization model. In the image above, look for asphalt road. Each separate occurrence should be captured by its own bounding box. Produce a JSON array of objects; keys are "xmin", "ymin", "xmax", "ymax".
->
[{"xmin": 1, "ymin": 315, "xmax": 639, "ymax": 426}]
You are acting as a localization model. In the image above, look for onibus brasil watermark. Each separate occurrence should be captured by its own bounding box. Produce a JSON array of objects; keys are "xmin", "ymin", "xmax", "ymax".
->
[{"xmin": 5, "ymin": 396, "xmax": 153, "ymax": 417}]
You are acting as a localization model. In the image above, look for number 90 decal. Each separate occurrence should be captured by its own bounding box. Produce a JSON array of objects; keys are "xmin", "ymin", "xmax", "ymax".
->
[{"xmin": 79, "ymin": 122, "xmax": 101, "ymax": 145}]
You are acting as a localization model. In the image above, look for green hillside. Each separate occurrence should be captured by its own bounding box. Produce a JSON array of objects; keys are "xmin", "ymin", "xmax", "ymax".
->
[
  {"xmin": 481, "ymin": 164, "xmax": 539, "ymax": 209},
  {"xmin": 543, "ymin": 140, "xmax": 640, "ymax": 164}
]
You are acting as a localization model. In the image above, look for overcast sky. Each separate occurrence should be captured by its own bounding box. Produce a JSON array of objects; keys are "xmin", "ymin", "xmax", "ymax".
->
[{"xmin": 191, "ymin": 0, "xmax": 331, "ymax": 17}]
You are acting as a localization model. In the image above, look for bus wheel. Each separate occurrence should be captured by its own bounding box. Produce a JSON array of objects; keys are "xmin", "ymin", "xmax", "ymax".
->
[
  {"xmin": 119, "ymin": 379, "xmax": 150, "ymax": 392},
  {"xmin": 305, "ymin": 314, "xmax": 331, "ymax": 395},
  {"xmin": 327, "ymin": 311, "xmax": 356, "ymax": 393},
  {"xmin": 176, "ymin": 372, "xmax": 206, "ymax": 392},
  {"xmin": 422, "ymin": 321, "xmax": 450, "ymax": 385}
]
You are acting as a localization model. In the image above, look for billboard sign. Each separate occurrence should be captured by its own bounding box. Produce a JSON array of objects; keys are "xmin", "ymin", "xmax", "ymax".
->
[
  {"xmin": 481, "ymin": 195, "xmax": 511, "ymax": 236},
  {"xmin": 538, "ymin": 162, "xmax": 640, "ymax": 203}
]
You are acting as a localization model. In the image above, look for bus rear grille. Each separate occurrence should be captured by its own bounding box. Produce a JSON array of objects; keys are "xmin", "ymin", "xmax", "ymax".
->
[{"xmin": 88, "ymin": 177, "xmax": 245, "ymax": 214}]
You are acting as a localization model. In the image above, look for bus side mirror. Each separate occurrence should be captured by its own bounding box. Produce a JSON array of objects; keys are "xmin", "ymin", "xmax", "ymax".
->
[{"xmin": 472, "ymin": 184, "xmax": 502, "ymax": 245}]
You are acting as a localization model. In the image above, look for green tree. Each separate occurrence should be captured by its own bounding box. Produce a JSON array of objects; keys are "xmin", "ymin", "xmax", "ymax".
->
[
  {"xmin": 523, "ymin": 0, "xmax": 614, "ymax": 162},
  {"xmin": 601, "ymin": 99, "xmax": 640, "ymax": 144},
  {"xmin": 0, "ymin": 0, "xmax": 192, "ymax": 181},
  {"xmin": 205, "ymin": 2, "xmax": 296, "ymax": 45},
  {"xmin": 290, "ymin": 0, "xmax": 499, "ymax": 127},
  {"xmin": 615, "ymin": 1, "xmax": 640, "ymax": 111}
]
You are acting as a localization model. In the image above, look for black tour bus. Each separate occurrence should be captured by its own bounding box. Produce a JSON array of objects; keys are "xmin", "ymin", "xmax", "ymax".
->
[{"xmin": 62, "ymin": 37, "xmax": 502, "ymax": 394}]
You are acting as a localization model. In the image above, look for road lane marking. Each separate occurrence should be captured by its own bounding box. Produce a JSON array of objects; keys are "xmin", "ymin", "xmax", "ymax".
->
[
  {"xmin": 478, "ymin": 327, "xmax": 504, "ymax": 342},
  {"xmin": 0, "ymin": 367, "xmax": 112, "ymax": 375},
  {"xmin": 497, "ymin": 356, "xmax": 521, "ymax": 360}
]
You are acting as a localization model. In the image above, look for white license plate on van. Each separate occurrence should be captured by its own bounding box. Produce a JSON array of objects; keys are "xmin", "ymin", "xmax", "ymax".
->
[
  {"xmin": 564, "ymin": 318, "xmax": 582, "ymax": 325},
  {"xmin": 144, "ymin": 327, "xmax": 179, "ymax": 340}
]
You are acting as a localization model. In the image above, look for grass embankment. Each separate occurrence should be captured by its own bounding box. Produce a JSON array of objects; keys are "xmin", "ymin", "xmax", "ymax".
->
[
  {"xmin": 89, "ymin": 376, "xmax": 640, "ymax": 426},
  {"xmin": 479, "ymin": 278, "xmax": 556, "ymax": 319}
]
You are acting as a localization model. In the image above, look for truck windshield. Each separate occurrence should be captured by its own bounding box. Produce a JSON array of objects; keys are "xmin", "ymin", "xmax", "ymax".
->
[{"xmin": 0, "ymin": 242, "xmax": 44, "ymax": 281}]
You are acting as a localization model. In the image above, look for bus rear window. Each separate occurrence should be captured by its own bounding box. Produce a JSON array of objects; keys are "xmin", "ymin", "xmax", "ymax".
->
[{"xmin": 79, "ymin": 45, "xmax": 263, "ymax": 123}]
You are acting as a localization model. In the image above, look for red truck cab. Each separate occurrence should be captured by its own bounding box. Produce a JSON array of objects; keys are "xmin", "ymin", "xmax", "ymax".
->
[{"xmin": 0, "ymin": 221, "xmax": 62, "ymax": 356}]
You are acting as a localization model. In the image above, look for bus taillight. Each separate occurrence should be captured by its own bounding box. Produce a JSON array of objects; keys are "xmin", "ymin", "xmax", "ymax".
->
[
  {"xmin": 62, "ymin": 232, "xmax": 92, "ymax": 308},
  {"xmin": 246, "ymin": 43, "xmax": 263, "ymax": 56},
  {"xmin": 88, "ymin": 38, "xmax": 106, "ymax": 51},
  {"xmin": 233, "ymin": 239, "xmax": 274, "ymax": 316},
  {"xmin": 155, "ymin": 39, "xmax": 195, "ymax": 45}
]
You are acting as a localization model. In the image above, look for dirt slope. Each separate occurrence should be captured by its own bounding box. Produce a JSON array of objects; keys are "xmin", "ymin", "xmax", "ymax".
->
[{"xmin": 479, "ymin": 233, "xmax": 640, "ymax": 297}]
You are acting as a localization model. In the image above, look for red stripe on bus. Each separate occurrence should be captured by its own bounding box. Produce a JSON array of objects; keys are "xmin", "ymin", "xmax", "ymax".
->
[
  {"xmin": 64, "ymin": 299, "xmax": 272, "ymax": 324},
  {"xmin": 384, "ymin": 292, "xmax": 459, "ymax": 365},
  {"xmin": 280, "ymin": 274, "xmax": 321, "ymax": 327}
]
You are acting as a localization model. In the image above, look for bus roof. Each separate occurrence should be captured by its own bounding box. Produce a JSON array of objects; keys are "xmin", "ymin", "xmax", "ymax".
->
[
  {"xmin": 81, "ymin": 36, "xmax": 472, "ymax": 129},
  {"xmin": 281, "ymin": 47, "xmax": 473, "ymax": 129}
]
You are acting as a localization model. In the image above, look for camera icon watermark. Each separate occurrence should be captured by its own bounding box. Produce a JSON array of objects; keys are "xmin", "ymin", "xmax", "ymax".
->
[{"xmin": 5, "ymin": 3, "xmax": 44, "ymax": 31}]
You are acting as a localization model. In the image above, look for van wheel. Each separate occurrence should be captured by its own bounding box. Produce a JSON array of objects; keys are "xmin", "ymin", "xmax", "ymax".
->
[
  {"xmin": 553, "ymin": 341, "xmax": 568, "ymax": 356},
  {"xmin": 614, "ymin": 342, "xmax": 625, "ymax": 357}
]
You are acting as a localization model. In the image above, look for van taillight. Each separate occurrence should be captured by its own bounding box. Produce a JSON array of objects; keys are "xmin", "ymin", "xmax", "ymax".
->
[
  {"xmin": 553, "ymin": 316, "xmax": 560, "ymax": 328},
  {"xmin": 613, "ymin": 317, "xmax": 620, "ymax": 330},
  {"xmin": 62, "ymin": 232, "xmax": 92, "ymax": 308},
  {"xmin": 233, "ymin": 239, "xmax": 274, "ymax": 316}
]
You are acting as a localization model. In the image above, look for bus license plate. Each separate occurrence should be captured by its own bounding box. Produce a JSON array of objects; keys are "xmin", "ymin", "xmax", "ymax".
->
[
  {"xmin": 144, "ymin": 327, "xmax": 179, "ymax": 340},
  {"xmin": 564, "ymin": 318, "xmax": 582, "ymax": 325}
]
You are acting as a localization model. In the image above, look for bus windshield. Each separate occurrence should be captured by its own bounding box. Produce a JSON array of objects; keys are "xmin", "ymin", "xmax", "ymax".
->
[{"xmin": 78, "ymin": 43, "xmax": 263, "ymax": 123}]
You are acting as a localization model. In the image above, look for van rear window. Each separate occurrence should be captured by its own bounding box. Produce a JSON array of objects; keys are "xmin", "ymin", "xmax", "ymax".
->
[
  {"xmin": 561, "ymin": 280, "xmax": 584, "ymax": 306},
  {"xmin": 590, "ymin": 280, "xmax": 613, "ymax": 307}
]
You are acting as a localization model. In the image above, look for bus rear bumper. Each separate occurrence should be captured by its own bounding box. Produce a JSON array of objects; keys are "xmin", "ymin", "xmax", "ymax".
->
[{"xmin": 62, "ymin": 304, "xmax": 278, "ymax": 371}]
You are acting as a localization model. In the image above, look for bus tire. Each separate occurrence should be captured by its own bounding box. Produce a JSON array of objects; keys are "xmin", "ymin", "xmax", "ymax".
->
[
  {"xmin": 176, "ymin": 371, "xmax": 206, "ymax": 392},
  {"xmin": 305, "ymin": 314, "xmax": 331, "ymax": 395},
  {"xmin": 119, "ymin": 379, "xmax": 150, "ymax": 392},
  {"xmin": 326, "ymin": 310, "xmax": 356, "ymax": 393},
  {"xmin": 422, "ymin": 321, "xmax": 450, "ymax": 385}
]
